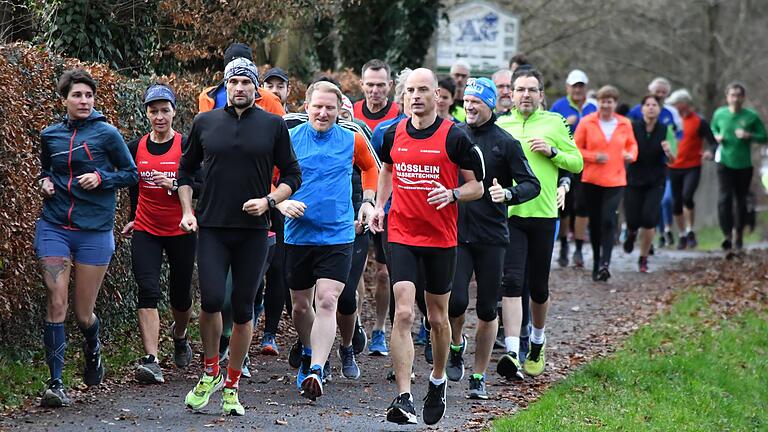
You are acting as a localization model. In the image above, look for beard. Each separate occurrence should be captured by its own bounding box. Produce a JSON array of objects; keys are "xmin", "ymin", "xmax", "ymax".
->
[{"xmin": 231, "ymin": 95, "xmax": 255, "ymax": 109}]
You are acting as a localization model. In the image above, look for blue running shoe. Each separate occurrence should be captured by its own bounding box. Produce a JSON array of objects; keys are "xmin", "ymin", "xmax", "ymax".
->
[
  {"xmin": 369, "ymin": 329, "xmax": 389, "ymax": 356},
  {"xmin": 338, "ymin": 345, "xmax": 360, "ymax": 379},
  {"xmin": 300, "ymin": 365, "xmax": 324, "ymax": 400},
  {"xmin": 260, "ymin": 332, "xmax": 279, "ymax": 356},
  {"xmin": 296, "ymin": 354, "xmax": 311, "ymax": 390},
  {"xmin": 414, "ymin": 320, "xmax": 428, "ymax": 346}
]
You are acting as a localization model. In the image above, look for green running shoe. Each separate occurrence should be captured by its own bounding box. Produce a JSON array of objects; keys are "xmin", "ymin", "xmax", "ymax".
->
[
  {"xmin": 221, "ymin": 387, "xmax": 245, "ymax": 416},
  {"xmin": 185, "ymin": 372, "xmax": 224, "ymax": 410},
  {"xmin": 523, "ymin": 341, "xmax": 546, "ymax": 377}
]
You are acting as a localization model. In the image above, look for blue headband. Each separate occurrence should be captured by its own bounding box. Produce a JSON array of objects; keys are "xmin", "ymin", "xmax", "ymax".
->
[
  {"xmin": 224, "ymin": 57, "xmax": 259, "ymax": 86},
  {"xmin": 464, "ymin": 77, "xmax": 497, "ymax": 109}
]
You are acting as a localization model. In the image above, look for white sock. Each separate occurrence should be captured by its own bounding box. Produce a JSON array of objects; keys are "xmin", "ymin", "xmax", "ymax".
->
[
  {"xmin": 504, "ymin": 336, "xmax": 520, "ymax": 355},
  {"xmin": 429, "ymin": 372, "xmax": 446, "ymax": 386},
  {"xmin": 531, "ymin": 326, "xmax": 546, "ymax": 345}
]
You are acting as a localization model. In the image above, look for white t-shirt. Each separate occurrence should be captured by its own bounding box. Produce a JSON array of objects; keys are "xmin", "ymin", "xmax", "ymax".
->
[{"xmin": 599, "ymin": 117, "xmax": 618, "ymax": 142}]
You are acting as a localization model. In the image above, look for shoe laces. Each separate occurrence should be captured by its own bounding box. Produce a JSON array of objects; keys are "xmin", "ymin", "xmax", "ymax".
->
[
  {"xmin": 340, "ymin": 347, "xmax": 355, "ymax": 368},
  {"xmin": 194, "ymin": 374, "xmax": 217, "ymax": 395}
]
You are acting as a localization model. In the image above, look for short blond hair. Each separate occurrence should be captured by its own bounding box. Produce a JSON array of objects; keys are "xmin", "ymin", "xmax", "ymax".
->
[
  {"xmin": 596, "ymin": 85, "xmax": 620, "ymax": 101},
  {"xmin": 305, "ymin": 81, "xmax": 343, "ymax": 107}
]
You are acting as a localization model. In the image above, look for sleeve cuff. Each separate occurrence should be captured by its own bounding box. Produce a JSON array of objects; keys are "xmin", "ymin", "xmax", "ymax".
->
[{"xmin": 93, "ymin": 170, "xmax": 102, "ymax": 186}]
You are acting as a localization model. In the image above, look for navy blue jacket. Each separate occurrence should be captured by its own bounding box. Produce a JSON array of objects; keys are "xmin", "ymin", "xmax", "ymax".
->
[{"xmin": 39, "ymin": 110, "xmax": 138, "ymax": 231}]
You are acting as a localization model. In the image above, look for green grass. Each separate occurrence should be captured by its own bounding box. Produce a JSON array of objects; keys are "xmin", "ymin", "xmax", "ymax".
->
[
  {"xmin": 693, "ymin": 210, "xmax": 767, "ymax": 251},
  {"xmin": 493, "ymin": 293, "xmax": 768, "ymax": 431}
]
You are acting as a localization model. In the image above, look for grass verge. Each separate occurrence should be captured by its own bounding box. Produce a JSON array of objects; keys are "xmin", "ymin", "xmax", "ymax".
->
[
  {"xmin": 493, "ymin": 292, "xmax": 768, "ymax": 431},
  {"xmin": 693, "ymin": 210, "xmax": 767, "ymax": 251}
]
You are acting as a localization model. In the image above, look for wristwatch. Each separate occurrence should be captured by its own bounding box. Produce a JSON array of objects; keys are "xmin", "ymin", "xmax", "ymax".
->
[
  {"xmin": 548, "ymin": 146, "xmax": 559, "ymax": 159},
  {"xmin": 266, "ymin": 195, "xmax": 277, "ymax": 208},
  {"xmin": 362, "ymin": 198, "xmax": 375, "ymax": 207},
  {"xmin": 171, "ymin": 179, "xmax": 179, "ymax": 191},
  {"xmin": 451, "ymin": 188, "xmax": 460, "ymax": 203},
  {"xmin": 504, "ymin": 188, "xmax": 513, "ymax": 201}
]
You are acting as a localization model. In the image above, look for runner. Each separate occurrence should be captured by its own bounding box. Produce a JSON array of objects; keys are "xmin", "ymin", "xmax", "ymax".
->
[
  {"xmin": 508, "ymin": 54, "xmax": 530, "ymax": 72},
  {"xmin": 447, "ymin": 78, "xmax": 540, "ymax": 399},
  {"xmin": 494, "ymin": 67, "xmax": 583, "ymax": 381},
  {"xmin": 353, "ymin": 59, "xmax": 400, "ymax": 131},
  {"xmin": 710, "ymin": 81, "xmax": 767, "ymax": 250},
  {"xmin": 179, "ymin": 57, "xmax": 301, "ymax": 416},
  {"xmin": 574, "ymin": 85, "xmax": 637, "ymax": 282},
  {"xmin": 286, "ymin": 81, "xmax": 379, "ymax": 399},
  {"xmin": 449, "ymin": 61, "xmax": 470, "ymax": 121},
  {"xmin": 666, "ymin": 89, "xmax": 718, "ymax": 249},
  {"xmin": 370, "ymin": 68, "xmax": 485, "ymax": 426},
  {"xmin": 36, "ymin": 69, "xmax": 138, "ymax": 407},
  {"xmin": 436, "ymin": 77, "xmax": 459, "ymax": 123},
  {"xmin": 550, "ymin": 69, "xmax": 597, "ymax": 268},
  {"xmin": 122, "ymin": 83, "xmax": 197, "ymax": 384},
  {"xmin": 491, "ymin": 69, "xmax": 513, "ymax": 116},
  {"xmin": 623, "ymin": 95, "xmax": 677, "ymax": 272},
  {"xmin": 262, "ymin": 67, "xmax": 291, "ymax": 112}
]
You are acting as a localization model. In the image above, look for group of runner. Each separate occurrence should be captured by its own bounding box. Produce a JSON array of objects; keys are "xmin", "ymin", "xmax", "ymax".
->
[{"xmin": 33, "ymin": 41, "xmax": 766, "ymax": 427}]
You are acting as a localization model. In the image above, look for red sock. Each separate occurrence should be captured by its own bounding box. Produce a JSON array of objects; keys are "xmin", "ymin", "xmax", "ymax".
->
[
  {"xmin": 204, "ymin": 355, "xmax": 220, "ymax": 377},
  {"xmin": 225, "ymin": 367, "xmax": 242, "ymax": 389}
]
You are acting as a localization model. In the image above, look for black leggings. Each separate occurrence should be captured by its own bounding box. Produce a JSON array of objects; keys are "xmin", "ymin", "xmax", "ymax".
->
[
  {"xmin": 717, "ymin": 165, "xmax": 753, "ymax": 237},
  {"xmin": 449, "ymin": 243, "xmax": 505, "ymax": 322},
  {"xmin": 669, "ymin": 166, "xmax": 701, "ymax": 214},
  {"xmin": 131, "ymin": 230, "xmax": 196, "ymax": 311},
  {"xmin": 262, "ymin": 239, "xmax": 288, "ymax": 334},
  {"xmin": 338, "ymin": 232, "xmax": 369, "ymax": 315},
  {"xmin": 624, "ymin": 183, "xmax": 665, "ymax": 230},
  {"xmin": 582, "ymin": 184, "xmax": 623, "ymax": 270},
  {"xmin": 382, "ymin": 216, "xmax": 428, "ymax": 324},
  {"xmin": 198, "ymin": 227, "xmax": 269, "ymax": 324},
  {"xmin": 253, "ymin": 241, "xmax": 278, "ymax": 330},
  {"xmin": 501, "ymin": 217, "xmax": 557, "ymax": 304}
]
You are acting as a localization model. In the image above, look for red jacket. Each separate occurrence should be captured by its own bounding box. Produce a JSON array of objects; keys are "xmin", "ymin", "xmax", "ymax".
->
[{"xmin": 575, "ymin": 112, "xmax": 637, "ymax": 187}]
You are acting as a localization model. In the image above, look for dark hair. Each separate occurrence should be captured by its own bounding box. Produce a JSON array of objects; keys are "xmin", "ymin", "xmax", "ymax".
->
[
  {"xmin": 509, "ymin": 54, "xmax": 529, "ymax": 69},
  {"xmin": 616, "ymin": 103, "xmax": 630, "ymax": 116},
  {"xmin": 438, "ymin": 77, "xmax": 456, "ymax": 96},
  {"xmin": 640, "ymin": 94, "xmax": 662, "ymax": 107},
  {"xmin": 726, "ymin": 81, "xmax": 746, "ymax": 97},
  {"xmin": 57, "ymin": 69, "xmax": 97, "ymax": 98},
  {"xmin": 512, "ymin": 67, "xmax": 544, "ymax": 90},
  {"xmin": 361, "ymin": 59, "xmax": 391, "ymax": 78},
  {"xmin": 312, "ymin": 74, "xmax": 342, "ymax": 88}
]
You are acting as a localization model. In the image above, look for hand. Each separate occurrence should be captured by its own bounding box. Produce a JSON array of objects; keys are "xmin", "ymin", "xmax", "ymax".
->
[
  {"xmin": 566, "ymin": 115, "xmax": 578, "ymax": 126},
  {"xmin": 427, "ymin": 180, "xmax": 453, "ymax": 210},
  {"xmin": 702, "ymin": 150, "xmax": 714, "ymax": 161},
  {"xmin": 714, "ymin": 134, "xmax": 723, "ymax": 143},
  {"xmin": 358, "ymin": 201, "xmax": 376, "ymax": 226},
  {"xmin": 661, "ymin": 140, "xmax": 671, "ymax": 153},
  {"xmin": 622, "ymin": 150, "xmax": 634, "ymax": 162},
  {"xmin": 179, "ymin": 213, "xmax": 198, "ymax": 232},
  {"xmin": 242, "ymin": 198, "xmax": 269, "ymax": 216},
  {"xmin": 77, "ymin": 172, "xmax": 101, "ymax": 190},
  {"xmin": 556, "ymin": 185, "xmax": 566, "ymax": 210},
  {"xmin": 354, "ymin": 220, "xmax": 364, "ymax": 235},
  {"xmin": 121, "ymin": 220, "xmax": 135, "ymax": 238},
  {"xmin": 276, "ymin": 199, "xmax": 306, "ymax": 219},
  {"xmin": 528, "ymin": 138, "xmax": 553, "ymax": 157},
  {"xmin": 596, "ymin": 152, "xmax": 609, "ymax": 164},
  {"xmin": 489, "ymin": 178, "xmax": 506, "ymax": 203},
  {"xmin": 151, "ymin": 170, "xmax": 174, "ymax": 190},
  {"xmin": 735, "ymin": 128, "xmax": 749, "ymax": 139},
  {"xmin": 369, "ymin": 207, "xmax": 386, "ymax": 234},
  {"xmin": 39, "ymin": 177, "xmax": 55, "ymax": 198}
]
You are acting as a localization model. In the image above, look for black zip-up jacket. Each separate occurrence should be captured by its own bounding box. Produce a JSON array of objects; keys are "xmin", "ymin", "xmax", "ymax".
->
[
  {"xmin": 457, "ymin": 114, "xmax": 540, "ymax": 245},
  {"xmin": 178, "ymin": 105, "xmax": 302, "ymax": 229},
  {"xmin": 629, "ymin": 119, "xmax": 668, "ymax": 187}
]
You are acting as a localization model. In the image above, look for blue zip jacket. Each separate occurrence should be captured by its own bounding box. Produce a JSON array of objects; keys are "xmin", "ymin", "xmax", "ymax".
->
[
  {"xmin": 550, "ymin": 96, "xmax": 597, "ymax": 135},
  {"xmin": 39, "ymin": 110, "xmax": 138, "ymax": 231},
  {"xmin": 285, "ymin": 123, "xmax": 355, "ymax": 246}
]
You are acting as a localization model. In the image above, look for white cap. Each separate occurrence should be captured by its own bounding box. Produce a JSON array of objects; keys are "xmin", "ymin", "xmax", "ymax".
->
[{"xmin": 566, "ymin": 69, "xmax": 589, "ymax": 85}]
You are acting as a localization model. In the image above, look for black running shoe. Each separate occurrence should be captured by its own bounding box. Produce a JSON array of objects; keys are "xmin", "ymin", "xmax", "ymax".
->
[
  {"xmin": 686, "ymin": 231, "xmax": 697, "ymax": 249},
  {"xmin": 83, "ymin": 341, "xmax": 105, "ymax": 386},
  {"xmin": 386, "ymin": 392, "xmax": 417, "ymax": 425},
  {"xmin": 352, "ymin": 318, "xmax": 367, "ymax": 355},
  {"xmin": 467, "ymin": 374, "xmax": 489, "ymax": 400},
  {"xmin": 677, "ymin": 235, "xmax": 688, "ymax": 250},
  {"xmin": 596, "ymin": 266, "xmax": 611, "ymax": 282},
  {"xmin": 171, "ymin": 323, "xmax": 193, "ymax": 368},
  {"xmin": 446, "ymin": 335, "xmax": 466, "ymax": 382},
  {"xmin": 557, "ymin": 241, "xmax": 569, "ymax": 267},
  {"xmin": 665, "ymin": 230, "xmax": 674, "ymax": 247},
  {"xmin": 722, "ymin": 238, "xmax": 733, "ymax": 251},
  {"xmin": 288, "ymin": 339, "xmax": 303, "ymax": 369},
  {"xmin": 40, "ymin": 378, "xmax": 71, "ymax": 407},
  {"xmin": 422, "ymin": 380, "xmax": 447, "ymax": 425},
  {"xmin": 135, "ymin": 354, "xmax": 164, "ymax": 384},
  {"xmin": 623, "ymin": 230, "xmax": 637, "ymax": 254}
]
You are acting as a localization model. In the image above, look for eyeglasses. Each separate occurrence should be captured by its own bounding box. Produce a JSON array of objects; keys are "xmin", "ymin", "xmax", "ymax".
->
[{"xmin": 514, "ymin": 87, "xmax": 540, "ymax": 94}]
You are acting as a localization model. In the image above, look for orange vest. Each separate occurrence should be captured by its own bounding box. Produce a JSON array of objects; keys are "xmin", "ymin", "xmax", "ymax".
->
[{"xmin": 197, "ymin": 84, "xmax": 286, "ymax": 116}]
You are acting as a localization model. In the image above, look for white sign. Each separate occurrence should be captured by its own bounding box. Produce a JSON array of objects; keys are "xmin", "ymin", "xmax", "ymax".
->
[{"xmin": 436, "ymin": 1, "xmax": 520, "ymax": 73}]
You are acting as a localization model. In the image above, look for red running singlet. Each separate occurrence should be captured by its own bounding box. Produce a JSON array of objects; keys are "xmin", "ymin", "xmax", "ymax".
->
[{"xmin": 388, "ymin": 118, "xmax": 460, "ymax": 248}]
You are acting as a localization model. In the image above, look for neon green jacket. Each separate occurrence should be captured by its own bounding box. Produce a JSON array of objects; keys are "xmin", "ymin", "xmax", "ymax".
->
[{"xmin": 497, "ymin": 108, "xmax": 583, "ymax": 218}]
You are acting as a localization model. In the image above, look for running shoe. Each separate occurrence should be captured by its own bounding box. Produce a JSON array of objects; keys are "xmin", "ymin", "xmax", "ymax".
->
[
  {"xmin": 657, "ymin": 234, "xmax": 666, "ymax": 249},
  {"xmin": 677, "ymin": 235, "xmax": 688, "ymax": 250},
  {"xmin": 572, "ymin": 249, "xmax": 585, "ymax": 268},
  {"xmin": 241, "ymin": 354, "xmax": 251, "ymax": 379},
  {"xmin": 686, "ymin": 231, "xmax": 697, "ymax": 249},
  {"xmin": 424, "ymin": 338, "xmax": 433, "ymax": 365},
  {"xmin": 300, "ymin": 365, "xmax": 323, "ymax": 400},
  {"xmin": 497, "ymin": 351, "xmax": 524, "ymax": 381},
  {"xmin": 385, "ymin": 368, "xmax": 415, "ymax": 382},
  {"xmin": 338, "ymin": 345, "xmax": 360, "ymax": 379},
  {"xmin": 260, "ymin": 332, "xmax": 279, "ymax": 356},
  {"xmin": 519, "ymin": 335, "xmax": 530, "ymax": 363},
  {"xmin": 171, "ymin": 323, "xmax": 193, "ymax": 368},
  {"xmin": 185, "ymin": 372, "xmax": 224, "ymax": 410},
  {"xmin": 414, "ymin": 319, "xmax": 428, "ymax": 346},
  {"xmin": 557, "ymin": 241, "xmax": 569, "ymax": 267},
  {"xmin": 722, "ymin": 238, "xmax": 733, "ymax": 251},
  {"xmin": 523, "ymin": 341, "xmax": 546, "ymax": 377},
  {"xmin": 288, "ymin": 339, "xmax": 303, "ymax": 369},
  {"xmin": 596, "ymin": 266, "xmax": 611, "ymax": 282},
  {"xmin": 446, "ymin": 334, "xmax": 466, "ymax": 382},
  {"xmin": 40, "ymin": 378, "xmax": 71, "ymax": 408},
  {"xmin": 623, "ymin": 230, "xmax": 637, "ymax": 254},
  {"xmin": 296, "ymin": 354, "xmax": 311, "ymax": 390},
  {"xmin": 323, "ymin": 359, "xmax": 332, "ymax": 383},
  {"xmin": 422, "ymin": 379, "xmax": 447, "ymax": 425},
  {"xmin": 369, "ymin": 329, "xmax": 388, "ymax": 356},
  {"xmin": 83, "ymin": 341, "xmax": 105, "ymax": 386},
  {"xmin": 386, "ymin": 392, "xmax": 417, "ymax": 425},
  {"xmin": 467, "ymin": 374, "xmax": 489, "ymax": 400},
  {"xmin": 665, "ymin": 230, "xmax": 675, "ymax": 247},
  {"xmin": 221, "ymin": 387, "xmax": 245, "ymax": 416},
  {"xmin": 136, "ymin": 354, "xmax": 164, "ymax": 384},
  {"xmin": 639, "ymin": 256, "xmax": 649, "ymax": 273},
  {"xmin": 352, "ymin": 318, "xmax": 367, "ymax": 354},
  {"xmin": 735, "ymin": 237, "xmax": 744, "ymax": 250}
]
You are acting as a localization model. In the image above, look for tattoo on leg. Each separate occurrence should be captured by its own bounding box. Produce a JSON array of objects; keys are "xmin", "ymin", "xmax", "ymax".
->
[{"xmin": 41, "ymin": 257, "xmax": 71, "ymax": 284}]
